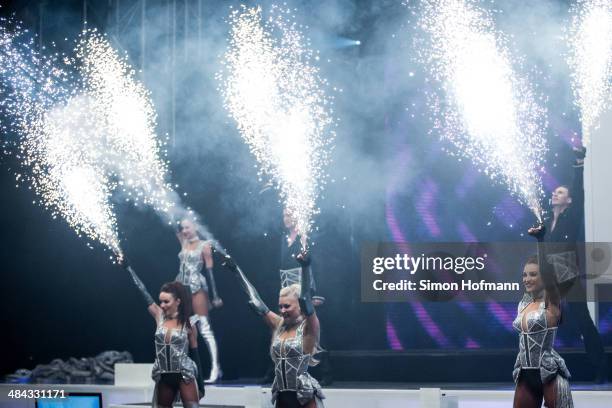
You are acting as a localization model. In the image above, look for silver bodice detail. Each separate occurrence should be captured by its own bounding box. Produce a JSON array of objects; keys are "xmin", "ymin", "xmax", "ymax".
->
[
  {"xmin": 270, "ymin": 320, "xmax": 325, "ymax": 406},
  {"xmin": 512, "ymin": 294, "xmax": 571, "ymax": 384},
  {"xmin": 176, "ymin": 241, "xmax": 209, "ymax": 294},
  {"xmin": 151, "ymin": 317, "xmax": 197, "ymax": 382},
  {"xmin": 280, "ymin": 267, "xmax": 302, "ymax": 288}
]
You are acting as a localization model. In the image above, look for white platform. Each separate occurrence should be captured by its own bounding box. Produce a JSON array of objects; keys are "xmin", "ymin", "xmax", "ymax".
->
[
  {"xmin": 2, "ymin": 382, "xmax": 612, "ymax": 408},
  {"xmin": 0, "ymin": 363, "xmax": 610, "ymax": 408}
]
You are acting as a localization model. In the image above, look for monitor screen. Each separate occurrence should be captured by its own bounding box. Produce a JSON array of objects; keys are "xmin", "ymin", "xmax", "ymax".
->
[{"xmin": 35, "ymin": 393, "xmax": 102, "ymax": 408}]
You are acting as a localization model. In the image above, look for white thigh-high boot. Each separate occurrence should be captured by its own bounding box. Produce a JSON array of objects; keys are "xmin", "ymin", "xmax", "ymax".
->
[{"xmin": 197, "ymin": 315, "xmax": 221, "ymax": 383}]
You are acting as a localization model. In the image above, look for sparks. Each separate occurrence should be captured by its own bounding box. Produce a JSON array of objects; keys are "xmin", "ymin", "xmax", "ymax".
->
[
  {"xmin": 1, "ymin": 22, "xmax": 227, "ymax": 260},
  {"xmin": 415, "ymin": 0, "xmax": 547, "ymax": 221},
  {"xmin": 567, "ymin": 0, "xmax": 612, "ymax": 146},
  {"xmin": 75, "ymin": 31, "xmax": 179, "ymax": 219},
  {"xmin": 219, "ymin": 5, "xmax": 335, "ymax": 245},
  {"xmin": 75, "ymin": 31, "xmax": 224, "ymax": 249},
  {"xmin": 38, "ymin": 97, "xmax": 122, "ymax": 256},
  {"xmin": 0, "ymin": 22, "xmax": 123, "ymax": 257}
]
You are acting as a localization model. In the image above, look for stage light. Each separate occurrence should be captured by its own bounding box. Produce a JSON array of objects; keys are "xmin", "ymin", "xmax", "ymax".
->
[{"xmin": 333, "ymin": 37, "xmax": 362, "ymax": 48}]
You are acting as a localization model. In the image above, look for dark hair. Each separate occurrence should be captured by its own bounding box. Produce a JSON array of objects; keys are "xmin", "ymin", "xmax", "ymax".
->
[
  {"xmin": 159, "ymin": 281, "xmax": 193, "ymax": 327},
  {"xmin": 556, "ymin": 184, "xmax": 572, "ymax": 199},
  {"xmin": 525, "ymin": 254, "xmax": 539, "ymax": 266}
]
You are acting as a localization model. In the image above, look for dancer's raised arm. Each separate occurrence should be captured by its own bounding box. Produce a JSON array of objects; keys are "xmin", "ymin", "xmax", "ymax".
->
[
  {"xmin": 528, "ymin": 223, "xmax": 561, "ymax": 310},
  {"xmin": 296, "ymin": 251, "xmax": 320, "ymax": 341},
  {"xmin": 121, "ymin": 258, "xmax": 161, "ymax": 319},
  {"xmin": 221, "ymin": 254, "xmax": 281, "ymax": 330}
]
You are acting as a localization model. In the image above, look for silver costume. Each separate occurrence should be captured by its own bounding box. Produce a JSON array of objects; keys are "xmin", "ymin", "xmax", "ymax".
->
[
  {"xmin": 280, "ymin": 267, "xmax": 302, "ymax": 288},
  {"xmin": 271, "ymin": 320, "xmax": 325, "ymax": 407},
  {"xmin": 512, "ymin": 294, "xmax": 573, "ymax": 407},
  {"xmin": 546, "ymin": 251, "xmax": 579, "ymax": 284},
  {"xmin": 176, "ymin": 241, "xmax": 209, "ymax": 294},
  {"xmin": 151, "ymin": 316, "xmax": 198, "ymax": 383},
  {"xmin": 176, "ymin": 241, "xmax": 221, "ymax": 382}
]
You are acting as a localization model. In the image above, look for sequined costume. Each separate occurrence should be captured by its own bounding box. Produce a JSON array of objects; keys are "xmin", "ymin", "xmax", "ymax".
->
[
  {"xmin": 175, "ymin": 240, "xmax": 221, "ymax": 383},
  {"xmin": 176, "ymin": 241, "xmax": 209, "ymax": 294},
  {"xmin": 124, "ymin": 264, "xmax": 202, "ymax": 407},
  {"xmin": 271, "ymin": 320, "xmax": 325, "ymax": 407},
  {"xmin": 221, "ymin": 254, "xmax": 325, "ymax": 407},
  {"xmin": 151, "ymin": 316, "xmax": 198, "ymax": 383},
  {"xmin": 512, "ymin": 293, "xmax": 573, "ymax": 407}
]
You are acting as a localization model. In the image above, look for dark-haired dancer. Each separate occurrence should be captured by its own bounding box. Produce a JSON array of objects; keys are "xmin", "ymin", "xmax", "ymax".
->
[
  {"xmin": 512, "ymin": 225, "xmax": 573, "ymax": 408},
  {"xmin": 542, "ymin": 147, "xmax": 606, "ymax": 382},
  {"xmin": 223, "ymin": 252, "xmax": 325, "ymax": 408},
  {"xmin": 176, "ymin": 218, "xmax": 222, "ymax": 383},
  {"xmin": 124, "ymin": 263, "xmax": 204, "ymax": 408}
]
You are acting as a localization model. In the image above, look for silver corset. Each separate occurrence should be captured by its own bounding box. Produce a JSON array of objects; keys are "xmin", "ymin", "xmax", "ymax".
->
[
  {"xmin": 151, "ymin": 319, "xmax": 197, "ymax": 382},
  {"xmin": 176, "ymin": 241, "xmax": 208, "ymax": 294},
  {"xmin": 280, "ymin": 267, "xmax": 301, "ymax": 288},
  {"xmin": 270, "ymin": 321, "xmax": 325, "ymax": 406},
  {"xmin": 512, "ymin": 294, "xmax": 571, "ymax": 384}
]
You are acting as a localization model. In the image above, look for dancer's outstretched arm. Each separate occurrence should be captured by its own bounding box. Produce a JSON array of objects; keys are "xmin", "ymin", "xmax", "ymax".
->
[
  {"xmin": 221, "ymin": 255, "xmax": 281, "ymax": 330},
  {"xmin": 570, "ymin": 146, "xmax": 585, "ymax": 217},
  {"xmin": 528, "ymin": 224, "xmax": 561, "ymax": 319},
  {"xmin": 296, "ymin": 251, "xmax": 320, "ymax": 341},
  {"xmin": 121, "ymin": 258, "xmax": 161, "ymax": 319}
]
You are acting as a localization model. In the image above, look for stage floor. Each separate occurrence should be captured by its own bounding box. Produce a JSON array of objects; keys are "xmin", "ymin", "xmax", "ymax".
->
[
  {"xmin": 2, "ymin": 381, "xmax": 612, "ymax": 408},
  {"xmin": 227, "ymin": 379, "xmax": 612, "ymax": 391}
]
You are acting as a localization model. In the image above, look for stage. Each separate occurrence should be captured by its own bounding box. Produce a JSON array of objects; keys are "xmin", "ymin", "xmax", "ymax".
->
[
  {"xmin": 1, "ymin": 382, "xmax": 612, "ymax": 408},
  {"xmin": 1, "ymin": 364, "xmax": 612, "ymax": 408},
  {"xmin": 2, "ymin": 1, "xmax": 612, "ymax": 407}
]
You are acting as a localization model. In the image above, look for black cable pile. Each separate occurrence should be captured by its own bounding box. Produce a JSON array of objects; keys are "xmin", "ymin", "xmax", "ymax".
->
[{"xmin": 4, "ymin": 351, "xmax": 133, "ymax": 384}]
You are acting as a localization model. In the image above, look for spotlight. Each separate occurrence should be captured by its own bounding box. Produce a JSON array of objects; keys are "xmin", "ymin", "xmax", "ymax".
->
[{"xmin": 333, "ymin": 37, "xmax": 362, "ymax": 48}]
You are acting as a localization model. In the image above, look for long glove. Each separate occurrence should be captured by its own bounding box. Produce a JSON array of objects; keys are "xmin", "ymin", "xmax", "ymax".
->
[
  {"xmin": 528, "ymin": 223, "xmax": 560, "ymax": 305},
  {"xmin": 573, "ymin": 146, "xmax": 586, "ymax": 164},
  {"xmin": 121, "ymin": 258, "xmax": 155, "ymax": 306},
  {"xmin": 296, "ymin": 251, "xmax": 315, "ymax": 317},
  {"xmin": 205, "ymin": 267, "xmax": 223, "ymax": 308},
  {"xmin": 221, "ymin": 255, "xmax": 270, "ymax": 316},
  {"xmin": 189, "ymin": 346, "xmax": 205, "ymax": 397}
]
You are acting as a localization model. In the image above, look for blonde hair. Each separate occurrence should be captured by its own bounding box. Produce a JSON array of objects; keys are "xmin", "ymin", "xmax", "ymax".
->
[{"xmin": 279, "ymin": 283, "xmax": 301, "ymax": 299}]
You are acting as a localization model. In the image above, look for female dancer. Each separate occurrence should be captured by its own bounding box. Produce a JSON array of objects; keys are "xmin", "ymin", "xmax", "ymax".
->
[
  {"xmin": 176, "ymin": 218, "xmax": 222, "ymax": 383},
  {"xmin": 124, "ymin": 262, "xmax": 203, "ymax": 408},
  {"xmin": 512, "ymin": 224, "xmax": 573, "ymax": 408},
  {"xmin": 223, "ymin": 252, "xmax": 325, "ymax": 408}
]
